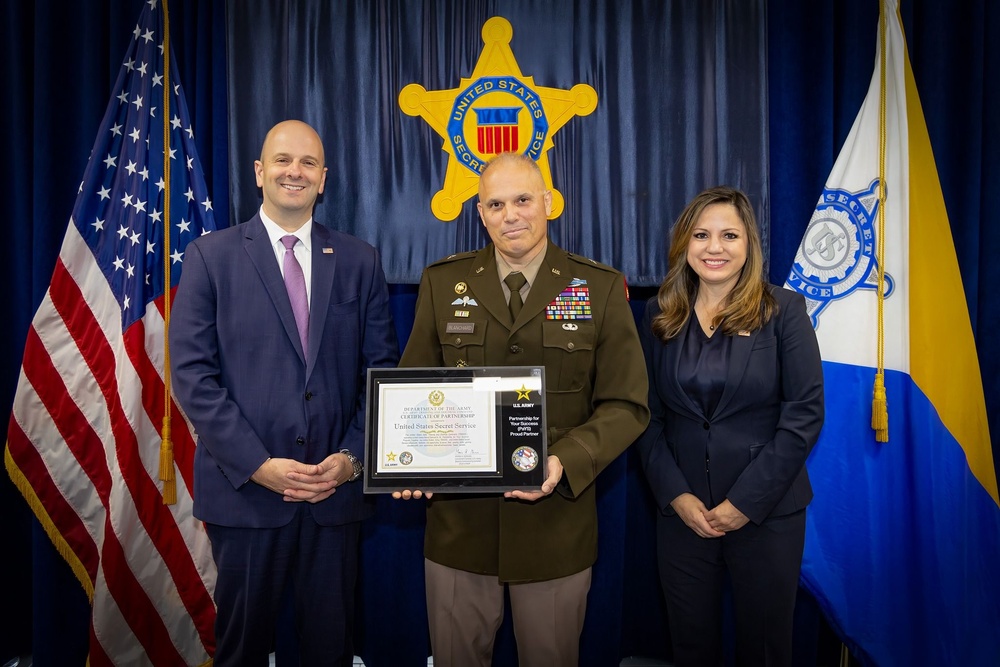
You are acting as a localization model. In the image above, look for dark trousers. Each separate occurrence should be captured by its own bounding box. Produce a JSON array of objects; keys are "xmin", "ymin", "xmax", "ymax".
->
[
  {"xmin": 657, "ymin": 510, "xmax": 806, "ymax": 667},
  {"xmin": 206, "ymin": 506, "xmax": 360, "ymax": 667}
]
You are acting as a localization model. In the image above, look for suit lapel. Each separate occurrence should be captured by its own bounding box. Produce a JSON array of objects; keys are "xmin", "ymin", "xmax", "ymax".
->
[
  {"xmin": 307, "ymin": 224, "xmax": 336, "ymax": 377},
  {"xmin": 243, "ymin": 215, "xmax": 306, "ymax": 365},
  {"xmin": 714, "ymin": 327, "xmax": 756, "ymax": 419}
]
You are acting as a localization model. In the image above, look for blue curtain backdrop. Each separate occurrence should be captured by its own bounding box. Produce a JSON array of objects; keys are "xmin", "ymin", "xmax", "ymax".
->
[
  {"xmin": 2, "ymin": 1, "xmax": 997, "ymax": 665},
  {"xmin": 225, "ymin": 0, "xmax": 770, "ymax": 287}
]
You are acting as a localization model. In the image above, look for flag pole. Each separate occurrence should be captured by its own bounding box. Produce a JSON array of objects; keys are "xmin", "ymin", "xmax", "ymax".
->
[
  {"xmin": 159, "ymin": 0, "xmax": 177, "ymax": 504},
  {"xmin": 871, "ymin": 0, "xmax": 889, "ymax": 442}
]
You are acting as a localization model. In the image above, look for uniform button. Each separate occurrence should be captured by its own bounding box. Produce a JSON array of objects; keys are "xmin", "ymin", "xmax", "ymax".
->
[
  {"xmin": 703, "ymin": 421, "xmax": 710, "ymax": 430},
  {"xmin": 510, "ymin": 345, "xmax": 521, "ymax": 354},
  {"xmin": 567, "ymin": 342, "xmax": 575, "ymax": 350},
  {"xmin": 305, "ymin": 391, "xmax": 313, "ymax": 400},
  {"xmin": 296, "ymin": 437, "xmax": 305, "ymax": 445},
  {"xmin": 455, "ymin": 337, "xmax": 462, "ymax": 345}
]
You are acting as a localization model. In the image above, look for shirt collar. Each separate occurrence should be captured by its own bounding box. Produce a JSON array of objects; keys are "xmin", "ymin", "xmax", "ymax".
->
[
  {"xmin": 259, "ymin": 206, "xmax": 313, "ymax": 251},
  {"xmin": 494, "ymin": 240, "xmax": 547, "ymax": 287}
]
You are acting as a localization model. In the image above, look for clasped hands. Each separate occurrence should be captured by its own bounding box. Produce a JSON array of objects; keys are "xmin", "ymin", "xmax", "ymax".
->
[
  {"xmin": 670, "ymin": 494, "xmax": 749, "ymax": 538},
  {"xmin": 392, "ymin": 455, "xmax": 564, "ymax": 502},
  {"xmin": 251, "ymin": 454, "xmax": 355, "ymax": 503}
]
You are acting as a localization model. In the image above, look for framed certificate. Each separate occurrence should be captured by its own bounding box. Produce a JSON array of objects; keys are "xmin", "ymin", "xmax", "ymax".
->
[{"xmin": 363, "ymin": 366, "xmax": 547, "ymax": 493}]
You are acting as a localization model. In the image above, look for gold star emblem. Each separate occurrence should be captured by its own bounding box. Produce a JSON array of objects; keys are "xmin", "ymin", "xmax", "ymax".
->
[
  {"xmin": 386, "ymin": 451, "xmax": 397, "ymax": 462},
  {"xmin": 515, "ymin": 385, "xmax": 532, "ymax": 401},
  {"xmin": 399, "ymin": 16, "xmax": 598, "ymax": 221}
]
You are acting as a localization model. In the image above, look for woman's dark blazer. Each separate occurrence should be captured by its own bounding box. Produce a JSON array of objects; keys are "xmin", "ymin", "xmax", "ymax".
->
[{"xmin": 635, "ymin": 286, "xmax": 824, "ymax": 525}]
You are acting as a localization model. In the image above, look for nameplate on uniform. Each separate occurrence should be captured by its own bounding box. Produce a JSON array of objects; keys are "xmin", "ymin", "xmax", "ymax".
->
[
  {"xmin": 363, "ymin": 366, "xmax": 548, "ymax": 493},
  {"xmin": 446, "ymin": 322, "xmax": 475, "ymax": 333}
]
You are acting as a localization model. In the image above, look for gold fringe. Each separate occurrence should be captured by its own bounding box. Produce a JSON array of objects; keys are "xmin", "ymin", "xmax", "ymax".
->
[
  {"xmin": 872, "ymin": 372, "xmax": 889, "ymax": 442},
  {"xmin": 5, "ymin": 445, "xmax": 96, "ymax": 601},
  {"xmin": 159, "ymin": 415, "xmax": 176, "ymax": 505}
]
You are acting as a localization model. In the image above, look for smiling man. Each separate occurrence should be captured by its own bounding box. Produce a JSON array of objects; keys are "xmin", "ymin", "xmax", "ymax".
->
[
  {"xmin": 398, "ymin": 152, "xmax": 650, "ymax": 667},
  {"xmin": 170, "ymin": 120, "xmax": 398, "ymax": 666}
]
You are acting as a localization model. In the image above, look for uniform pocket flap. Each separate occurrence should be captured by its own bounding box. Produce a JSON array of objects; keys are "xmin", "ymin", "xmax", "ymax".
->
[{"xmin": 541, "ymin": 320, "xmax": 596, "ymax": 352}]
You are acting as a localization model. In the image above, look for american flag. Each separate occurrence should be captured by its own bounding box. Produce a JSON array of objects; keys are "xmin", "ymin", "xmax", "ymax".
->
[{"xmin": 5, "ymin": 1, "xmax": 218, "ymax": 664}]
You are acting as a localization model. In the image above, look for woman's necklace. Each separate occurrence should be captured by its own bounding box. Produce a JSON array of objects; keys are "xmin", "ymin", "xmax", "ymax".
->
[{"xmin": 697, "ymin": 298, "xmax": 723, "ymax": 332}]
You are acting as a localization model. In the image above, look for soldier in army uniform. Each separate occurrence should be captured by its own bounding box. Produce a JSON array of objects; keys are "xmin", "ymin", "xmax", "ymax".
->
[{"xmin": 396, "ymin": 152, "xmax": 649, "ymax": 667}]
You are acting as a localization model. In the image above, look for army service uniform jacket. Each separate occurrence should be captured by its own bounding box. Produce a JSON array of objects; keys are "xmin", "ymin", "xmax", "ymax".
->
[{"xmin": 400, "ymin": 242, "xmax": 650, "ymax": 582}]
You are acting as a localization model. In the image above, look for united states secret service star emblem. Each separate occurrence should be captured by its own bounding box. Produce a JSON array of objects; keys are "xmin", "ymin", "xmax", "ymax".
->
[
  {"xmin": 786, "ymin": 180, "xmax": 894, "ymax": 328},
  {"xmin": 399, "ymin": 16, "xmax": 598, "ymax": 221}
]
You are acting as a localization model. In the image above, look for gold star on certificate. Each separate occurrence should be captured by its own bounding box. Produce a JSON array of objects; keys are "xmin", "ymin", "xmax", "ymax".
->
[
  {"xmin": 516, "ymin": 385, "xmax": 532, "ymax": 401},
  {"xmin": 386, "ymin": 451, "xmax": 397, "ymax": 462},
  {"xmin": 399, "ymin": 16, "xmax": 597, "ymax": 221}
]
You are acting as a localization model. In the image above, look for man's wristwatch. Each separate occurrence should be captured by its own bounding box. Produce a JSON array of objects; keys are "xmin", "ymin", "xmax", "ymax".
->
[{"xmin": 339, "ymin": 449, "xmax": 363, "ymax": 482}]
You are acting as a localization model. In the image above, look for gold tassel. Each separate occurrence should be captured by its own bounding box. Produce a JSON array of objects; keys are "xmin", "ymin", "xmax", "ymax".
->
[
  {"xmin": 872, "ymin": 372, "xmax": 889, "ymax": 442},
  {"xmin": 160, "ymin": 415, "xmax": 177, "ymax": 505}
]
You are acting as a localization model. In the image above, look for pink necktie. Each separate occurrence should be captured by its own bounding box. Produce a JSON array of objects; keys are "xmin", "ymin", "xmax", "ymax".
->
[{"xmin": 281, "ymin": 235, "xmax": 309, "ymax": 357}]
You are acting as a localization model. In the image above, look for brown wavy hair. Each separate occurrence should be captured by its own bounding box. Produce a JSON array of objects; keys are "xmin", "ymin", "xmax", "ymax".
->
[{"xmin": 651, "ymin": 186, "xmax": 776, "ymax": 341}]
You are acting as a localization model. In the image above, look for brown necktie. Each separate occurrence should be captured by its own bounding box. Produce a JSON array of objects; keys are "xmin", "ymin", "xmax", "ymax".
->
[{"xmin": 504, "ymin": 272, "xmax": 527, "ymax": 320}]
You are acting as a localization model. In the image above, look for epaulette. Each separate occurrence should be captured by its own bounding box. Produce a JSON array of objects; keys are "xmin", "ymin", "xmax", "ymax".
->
[
  {"xmin": 427, "ymin": 250, "xmax": 478, "ymax": 268},
  {"xmin": 565, "ymin": 252, "xmax": 620, "ymax": 275}
]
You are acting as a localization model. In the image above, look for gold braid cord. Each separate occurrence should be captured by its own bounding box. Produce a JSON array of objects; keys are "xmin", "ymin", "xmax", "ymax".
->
[
  {"xmin": 871, "ymin": 2, "xmax": 889, "ymax": 443},
  {"xmin": 158, "ymin": 0, "xmax": 176, "ymax": 504}
]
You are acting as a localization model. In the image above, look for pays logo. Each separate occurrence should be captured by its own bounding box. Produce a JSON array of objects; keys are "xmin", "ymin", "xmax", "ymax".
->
[{"xmin": 399, "ymin": 16, "xmax": 597, "ymax": 221}]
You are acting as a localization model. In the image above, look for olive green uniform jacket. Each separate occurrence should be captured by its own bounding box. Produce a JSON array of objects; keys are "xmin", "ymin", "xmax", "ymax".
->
[{"xmin": 400, "ymin": 242, "xmax": 650, "ymax": 582}]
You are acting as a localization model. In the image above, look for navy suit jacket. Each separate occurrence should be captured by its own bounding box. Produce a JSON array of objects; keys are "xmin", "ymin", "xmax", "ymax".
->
[
  {"xmin": 169, "ymin": 214, "xmax": 398, "ymax": 528},
  {"xmin": 635, "ymin": 286, "xmax": 824, "ymax": 525}
]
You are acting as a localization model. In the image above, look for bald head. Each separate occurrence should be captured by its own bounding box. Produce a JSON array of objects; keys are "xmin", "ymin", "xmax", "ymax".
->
[
  {"xmin": 254, "ymin": 120, "xmax": 328, "ymax": 231},
  {"xmin": 478, "ymin": 152, "xmax": 544, "ymax": 199},
  {"xmin": 259, "ymin": 120, "xmax": 325, "ymax": 164}
]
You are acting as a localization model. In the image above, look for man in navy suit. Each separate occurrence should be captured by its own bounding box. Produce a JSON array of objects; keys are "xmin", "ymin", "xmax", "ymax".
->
[{"xmin": 170, "ymin": 120, "xmax": 398, "ymax": 666}]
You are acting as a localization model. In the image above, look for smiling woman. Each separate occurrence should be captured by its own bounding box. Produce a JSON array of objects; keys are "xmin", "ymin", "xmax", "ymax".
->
[
  {"xmin": 636, "ymin": 186, "xmax": 824, "ymax": 666},
  {"xmin": 686, "ymin": 202, "xmax": 749, "ymax": 331}
]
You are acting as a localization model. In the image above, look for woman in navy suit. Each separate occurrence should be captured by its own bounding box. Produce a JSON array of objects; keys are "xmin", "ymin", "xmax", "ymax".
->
[{"xmin": 636, "ymin": 187, "xmax": 824, "ymax": 666}]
